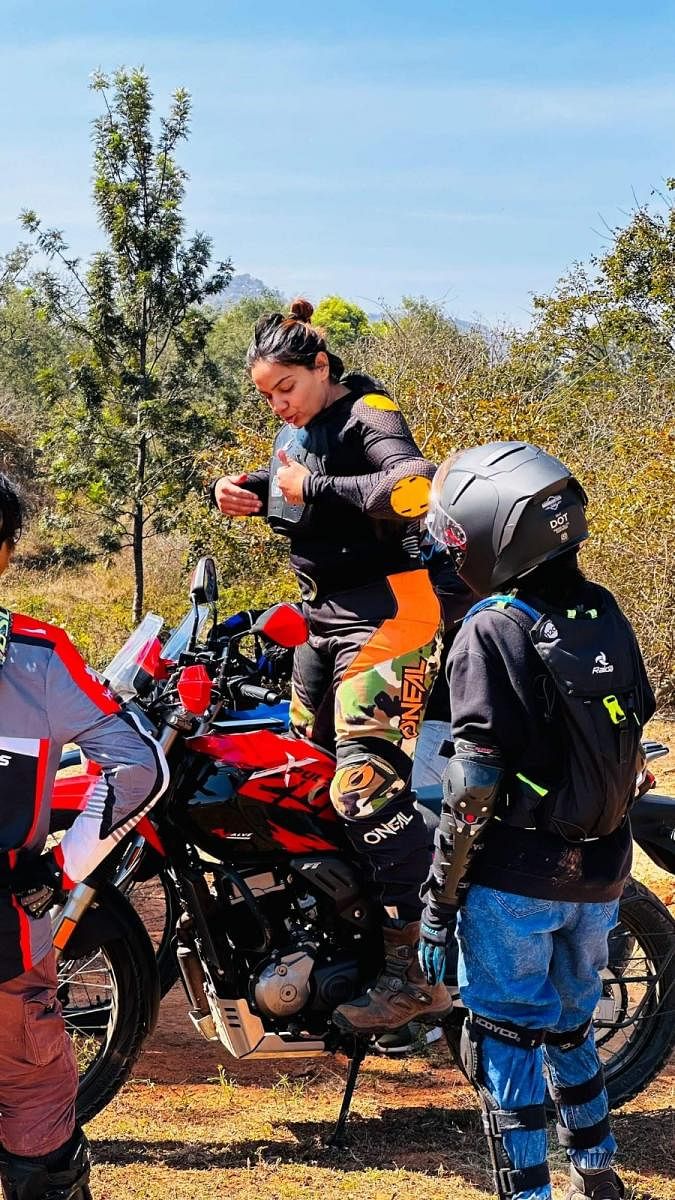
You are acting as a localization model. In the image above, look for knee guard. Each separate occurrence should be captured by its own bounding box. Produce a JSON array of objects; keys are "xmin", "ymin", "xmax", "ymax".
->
[
  {"xmin": 545, "ymin": 1018, "xmax": 593, "ymax": 1053},
  {"xmin": 0, "ymin": 1128, "xmax": 92, "ymax": 1200},
  {"xmin": 545, "ymin": 1019, "xmax": 611, "ymax": 1154},
  {"xmin": 330, "ymin": 739, "xmax": 411, "ymax": 821},
  {"xmin": 461, "ymin": 1015, "xmax": 551, "ymax": 1200}
]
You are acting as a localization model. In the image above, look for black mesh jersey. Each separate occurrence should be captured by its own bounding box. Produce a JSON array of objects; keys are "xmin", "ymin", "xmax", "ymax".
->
[{"xmin": 241, "ymin": 374, "xmax": 436, "ymax": 599}]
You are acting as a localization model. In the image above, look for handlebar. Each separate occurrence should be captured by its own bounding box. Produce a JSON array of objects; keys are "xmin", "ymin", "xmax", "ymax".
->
[{"xmin": 237, "ymin": 682, "xmax": 282, "ymax": 706}]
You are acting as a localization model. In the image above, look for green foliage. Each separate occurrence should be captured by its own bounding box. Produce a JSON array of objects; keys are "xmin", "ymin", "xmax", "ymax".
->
[
  {"xmin": 3, "ymin": 89, "xmax": 673, "ymax": 707},
  {"xmin": 0, "ymin": 248, "xmax": 69, "ymax": 503},
  {"xmin": 209, "ymin": 292, "xmax": 284, "ymax": 420},
  {"xmin": 20, "ymin": 67, "xmax": 232, "ymax": 621},
  {"xmin": 312, "ymin": 295, "xmax": 371, "ymax": 352}
]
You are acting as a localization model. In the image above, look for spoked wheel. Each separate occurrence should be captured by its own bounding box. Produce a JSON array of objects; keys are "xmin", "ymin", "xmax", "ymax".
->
[
  {"xmin": 57, "ymin": 884, "xmax": 160, "ymax": 1124},
  {"xmin": 596, "ymin": 879, "xmax": 675, "ymax": 1108}
]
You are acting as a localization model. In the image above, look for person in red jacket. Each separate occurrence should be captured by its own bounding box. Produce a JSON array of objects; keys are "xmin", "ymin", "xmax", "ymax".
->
[{"xmin": 0, "ymin": 476, "xmax": 168, "ymax": 1200}]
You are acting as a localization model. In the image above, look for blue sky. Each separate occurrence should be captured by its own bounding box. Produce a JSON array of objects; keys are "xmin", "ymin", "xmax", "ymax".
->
[{"xmin": 2, "ymin": 1, "xmax": 675, "ymax": 326}]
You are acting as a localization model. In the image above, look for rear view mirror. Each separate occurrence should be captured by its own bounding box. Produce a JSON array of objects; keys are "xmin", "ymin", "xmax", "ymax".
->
[
  {"xmin": 251, "ymin": 603, "xmax": 308, "ymax": 648},
  {"xmin": 190, "ymin": 556, "xmax": 219, "ymax": 605}
]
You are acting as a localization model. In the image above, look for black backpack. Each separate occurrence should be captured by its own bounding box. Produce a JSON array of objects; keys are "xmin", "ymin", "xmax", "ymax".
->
[{"xmin": 464, "ymin": 589, "xmax": 648, "ymax": 841}]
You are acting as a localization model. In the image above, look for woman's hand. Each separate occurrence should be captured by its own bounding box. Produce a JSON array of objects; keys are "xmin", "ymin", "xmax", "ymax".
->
[
  {"xmin": 277, "ymin": 451, "xmax": 311, "ymax": 505},
  {"xmin": 213, "ymin": 474, "xmax": 263, "ymax": 516}
]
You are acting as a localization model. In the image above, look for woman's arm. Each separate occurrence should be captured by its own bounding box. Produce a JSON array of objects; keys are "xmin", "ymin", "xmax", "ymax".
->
[{"xmin": 304, "ymin": 456, "xmax": 435, "ymax": 518}]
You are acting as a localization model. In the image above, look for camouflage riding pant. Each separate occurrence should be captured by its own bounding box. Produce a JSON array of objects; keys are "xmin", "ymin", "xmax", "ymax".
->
[{"xmin": 290, "ymin": 570, "xmax": 442, "ymax": 821}]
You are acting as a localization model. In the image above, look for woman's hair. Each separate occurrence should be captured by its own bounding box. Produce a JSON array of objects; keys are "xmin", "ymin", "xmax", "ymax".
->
[
  {"xmin": 0, "ymin": 474, "xmax": 23, "ymax": 549},
  {"xmin": 246, "ymin": 298, "xmax": 344, "ymax": 382}
]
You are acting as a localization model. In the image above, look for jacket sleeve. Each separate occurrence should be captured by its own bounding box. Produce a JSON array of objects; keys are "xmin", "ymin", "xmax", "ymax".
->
[
  {"xmin": 303, "ymin": 399, "xmax": 436, "ymax": 520},
  {"xmin": 448, "ymin": 619, "xmax": 531, "ymax": 757},
  {"xmin": 45, "ymin": 633, "xmax": 169, "ymax": 883}
]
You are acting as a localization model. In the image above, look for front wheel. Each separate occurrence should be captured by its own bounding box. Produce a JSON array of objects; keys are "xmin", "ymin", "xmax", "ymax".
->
[{"xmin": 57, "ymin": 883, "xmax": 160, "ymax": 1124}]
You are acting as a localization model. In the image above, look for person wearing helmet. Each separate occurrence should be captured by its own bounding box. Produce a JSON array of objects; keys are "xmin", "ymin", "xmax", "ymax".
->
[
  {"xmin": 211, "ymin": 299, "xmax": 451, "ymax": 1035},
  {"xmin": 0, "ymin": 475, "xmax": 169, "ymax": 1200},
  {"xmin": 418, "ymin": 443, "xmax": 655, "ymax": 1200}
]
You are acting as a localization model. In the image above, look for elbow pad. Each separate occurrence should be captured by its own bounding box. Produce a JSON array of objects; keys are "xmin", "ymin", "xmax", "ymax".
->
[
  {"xmin": 365, "ymin": 460, "xmax": 435, "ymax": 519},
  {"xmin": 421, "ymin": 754, "xmax": 503, "ymax": 910}
]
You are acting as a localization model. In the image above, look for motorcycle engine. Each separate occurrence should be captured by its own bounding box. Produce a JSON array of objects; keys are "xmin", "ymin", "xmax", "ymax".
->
[
  {"xmin": 223, "ymin": 865, "xmax": 366, "ymax": 1019},
  {"xmin": 253, "ymin": 948, "xmax": 361, "ymax": 1017},
  {"xmin": 253, "ymin": 950, "xmax": 314, "ymax": 1017}
]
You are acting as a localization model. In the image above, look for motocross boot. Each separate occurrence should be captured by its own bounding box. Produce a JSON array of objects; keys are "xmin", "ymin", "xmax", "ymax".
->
[
  {"xmin": 565, "ymin": 1163, "xmax": 625, "ymax": 1199},
  {"xmin": 332, "ymin": 920, "xmax": 452, "ymax": 1035},
  {"xmin": 0, "ymin": 1128, "xmax": 92, "ymax": 1200}
]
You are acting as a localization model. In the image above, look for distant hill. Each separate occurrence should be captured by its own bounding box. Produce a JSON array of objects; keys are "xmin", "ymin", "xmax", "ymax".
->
[
  {"xmin": 218, "ymin": 275, "xmax": 488, "ymax": 335},
  {"xmin": 217, "ymin": 274, "xmax": 277, "ymax": 309}
]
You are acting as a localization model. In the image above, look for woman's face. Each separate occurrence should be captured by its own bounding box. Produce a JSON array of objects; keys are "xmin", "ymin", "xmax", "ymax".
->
[{"xmin": 251, "ymin": 353, "xmax": 330, "ymax": 428}]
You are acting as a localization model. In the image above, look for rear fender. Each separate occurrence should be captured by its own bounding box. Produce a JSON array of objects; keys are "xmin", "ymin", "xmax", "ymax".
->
[{"xmin": 630, "ymin": 793, "xmax": 675, "ymax": 876}]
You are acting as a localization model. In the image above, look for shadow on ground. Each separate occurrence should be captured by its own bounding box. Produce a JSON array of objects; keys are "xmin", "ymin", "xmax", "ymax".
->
[{"xmin": 91, "ymin": 1103, "xmax": 673, "ymax": 1197}]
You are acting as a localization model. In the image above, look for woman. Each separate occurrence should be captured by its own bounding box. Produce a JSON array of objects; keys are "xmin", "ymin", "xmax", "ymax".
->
[{"xmin": 212, "ymin": 299, "xmax": 451, "ymax": 1034}]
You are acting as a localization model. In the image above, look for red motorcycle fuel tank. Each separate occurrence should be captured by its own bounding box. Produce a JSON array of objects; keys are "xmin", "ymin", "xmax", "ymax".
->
[{"xmin": 181, "ymin": 730, "xmax": 342, "ymax": 857}]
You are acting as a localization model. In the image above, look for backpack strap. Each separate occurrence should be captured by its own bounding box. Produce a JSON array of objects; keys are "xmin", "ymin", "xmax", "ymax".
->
[
  {"xmin": 461, "ymin": 593, "xmax": 557, "ymax": 728},
  {"xmin": 462, "ymin": 595, "xmax": 543, "ymax": 626}
]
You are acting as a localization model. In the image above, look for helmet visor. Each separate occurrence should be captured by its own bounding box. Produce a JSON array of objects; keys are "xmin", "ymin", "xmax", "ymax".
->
[{"xmin": 426, "ymin": 459, "xmax": 468, "ymax": 569}]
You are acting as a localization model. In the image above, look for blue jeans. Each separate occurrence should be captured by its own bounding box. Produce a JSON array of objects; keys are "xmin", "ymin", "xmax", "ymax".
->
[{"xmin": 456, "ymin": 884, "xmax": 620, "ymax": 1200}]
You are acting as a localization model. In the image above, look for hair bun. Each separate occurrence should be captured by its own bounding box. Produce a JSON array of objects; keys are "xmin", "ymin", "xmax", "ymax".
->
[{"xmin": 289, "ymin": 297, "xmax": 314, "ymax": 323}]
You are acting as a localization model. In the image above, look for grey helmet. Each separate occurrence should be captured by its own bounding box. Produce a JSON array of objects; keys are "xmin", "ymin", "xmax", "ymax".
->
[{"xmin": 426, "ymin": 441, "xmax": 588, "ymax": 597}]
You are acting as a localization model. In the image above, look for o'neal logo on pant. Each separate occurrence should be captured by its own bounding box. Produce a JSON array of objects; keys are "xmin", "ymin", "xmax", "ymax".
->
[{"xmin": 399, "ymin": 660, "xmax": 428, "ymax": 740}]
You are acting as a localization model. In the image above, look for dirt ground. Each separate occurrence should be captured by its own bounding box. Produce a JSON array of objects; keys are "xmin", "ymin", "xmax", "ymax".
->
[{"xmin": 87, "ymin": 720, "xmax": 675, "ymax": 1199}]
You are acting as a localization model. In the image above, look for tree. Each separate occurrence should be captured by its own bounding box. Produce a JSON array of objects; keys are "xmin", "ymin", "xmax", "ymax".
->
[
  {"xmin": 357, "ymin": 297, "xmax": 487, "ymax": 455},
  {"xmin": 209, "ymin": 290, "xmax": 284, "ymax": 417},
  {"xmin": 0, "ymin": 249, "xmax": 69, "ymax": 505},
  {"xmin": 484, "ymin": 191, "xmax": 675, "ymax": 703},
  {"xmin": 312, "ymin": 295, "xmax": 371, "ymax": 352},
  {"xmin": 21, "ymin": 68, "xmax": 231, "ymax": 620}
]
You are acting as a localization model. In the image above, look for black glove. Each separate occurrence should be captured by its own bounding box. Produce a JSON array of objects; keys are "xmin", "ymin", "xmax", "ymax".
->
[
  {"xmin": 418, "ymin": 896, "xmax": 458, "ymax": 986},
  {"xmin": 12, "ymin": 850, "xmax": 66, "ymax": 919}
]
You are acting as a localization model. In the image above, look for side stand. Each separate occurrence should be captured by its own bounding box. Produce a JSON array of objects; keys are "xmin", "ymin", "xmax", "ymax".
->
[
  {"xmin": 326, "ymin": 1037, "xmax": 369, "ymax": 1149},
  {"xmin": 441, "ymin": 1012, "xmax": 469, "ymax": 1078}
]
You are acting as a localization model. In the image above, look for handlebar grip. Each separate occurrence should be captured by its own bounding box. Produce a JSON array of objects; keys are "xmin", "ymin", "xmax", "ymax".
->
[{"xmin": 238, "ymin": 682, "xmax": 282, "ymax": 706}]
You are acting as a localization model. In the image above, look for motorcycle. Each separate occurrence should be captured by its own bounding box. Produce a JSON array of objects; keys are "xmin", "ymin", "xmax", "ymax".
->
[{"xmin": 50, "ymin": 558, "xmax": 675, "ymax": 1140}]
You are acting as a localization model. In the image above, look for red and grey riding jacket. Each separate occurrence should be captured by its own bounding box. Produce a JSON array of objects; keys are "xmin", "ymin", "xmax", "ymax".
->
[{"xmin": 0, "ymin": 612, "xmax": 168, "ymax": 983}]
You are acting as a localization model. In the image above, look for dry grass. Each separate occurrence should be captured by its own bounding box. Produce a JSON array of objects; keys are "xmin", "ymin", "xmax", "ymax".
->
[{"xmin": 83, "ymin": 719, "xmax": 675, "ymax": 1200}]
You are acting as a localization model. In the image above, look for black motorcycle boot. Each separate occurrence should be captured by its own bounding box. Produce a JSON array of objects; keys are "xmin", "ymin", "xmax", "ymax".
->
[
  {"xmin": 565, "ymin": 1163, "xmax": 625, "ymax": 1200},
  {"xmin": 0, "ymin": 1129, "xmax": 92, "ymax": 1200},
  {"xmin": 332, "ymin": 920, "xmax": 452, "ymax": 1035}
]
